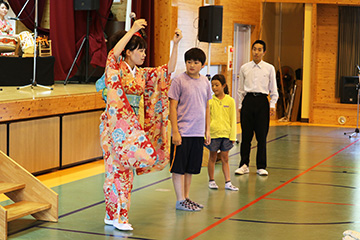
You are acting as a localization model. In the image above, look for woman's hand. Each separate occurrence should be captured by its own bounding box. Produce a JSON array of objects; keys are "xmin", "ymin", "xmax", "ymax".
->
[
  {"xmin": 113, "ymin": 19, "xmax": 147, "ymax": 59},
  {"xmin": 130, "ymin": 19, "xmax": 147, "ymax": 34},
  {"xmin": 173, "ymin": 28, "xmax": 182, "ymax": 44},
  {"xmin": 168, "ymin": 28, "xmax": 182, "ymax": 73}
]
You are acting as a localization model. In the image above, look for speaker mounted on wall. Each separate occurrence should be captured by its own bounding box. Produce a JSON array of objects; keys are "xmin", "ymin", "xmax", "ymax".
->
[
  {"xmin": 74, "ymin": 0, "xmax": 100, "ymax": 11},
  {"xmin": 198, "ymin": 5, "xmax": 223, "ymax": 43},
  {"xmin": 340, "ymin": 76, "xmax": 359, "ymax": 104}
]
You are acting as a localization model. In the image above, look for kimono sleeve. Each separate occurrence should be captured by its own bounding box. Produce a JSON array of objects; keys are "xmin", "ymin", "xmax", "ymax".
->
[{"xmin": 136, "ymin": 64, "xmax": 171, "ymax": 175}]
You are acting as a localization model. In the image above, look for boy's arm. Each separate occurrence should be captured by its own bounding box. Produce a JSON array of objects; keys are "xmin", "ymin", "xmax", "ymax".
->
[
  {"xmin": 169, "ymin": 98, "xmax": 182, "ymax": 146},
  {"xmin": 204, "ymin": 100, "xmax": 211, "ymax": 145}
]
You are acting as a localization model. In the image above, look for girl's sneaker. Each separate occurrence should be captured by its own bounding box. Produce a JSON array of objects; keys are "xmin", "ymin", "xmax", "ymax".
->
[
  {"xmin": 225, "ymin": 182, "xmax": 239, "ymax": 191},
  {"xmin": 209, "ymin": 181, "xmax": 219, "ymax": 189}
]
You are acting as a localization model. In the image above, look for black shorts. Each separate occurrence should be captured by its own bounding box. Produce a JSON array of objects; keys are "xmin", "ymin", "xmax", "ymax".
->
[{"xmin": 169, "ymin": 137, "xmax": 204, "ymax": 174}]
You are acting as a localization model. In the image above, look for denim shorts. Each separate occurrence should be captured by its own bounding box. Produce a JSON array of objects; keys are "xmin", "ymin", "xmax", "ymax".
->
[{"xmin": 205, "ymin": 138, "xmax": 234, "ymax": 152}]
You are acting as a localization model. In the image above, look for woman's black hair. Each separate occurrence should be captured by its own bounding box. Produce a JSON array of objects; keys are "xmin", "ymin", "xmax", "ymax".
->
[
  {"xmin": 107, "ymin": 30, "xmax": 147, "ymax": 58},
  {"xmin": 211, "ymin": 74, "xmax": 229, "ymax": 94},
  {"xmin": 0, "ymin": 1, "xmax": 9, "ymax": 10}
]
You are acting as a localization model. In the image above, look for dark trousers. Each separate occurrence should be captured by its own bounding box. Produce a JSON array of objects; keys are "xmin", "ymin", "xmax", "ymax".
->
[{"xmin": 239, "ymin": 94, "xmax": 270, "ymax": 169}]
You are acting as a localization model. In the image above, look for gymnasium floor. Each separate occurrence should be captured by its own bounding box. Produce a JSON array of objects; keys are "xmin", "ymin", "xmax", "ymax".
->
[{"xmin": 3, "ymin": 122, "xmax": 360, "ymax": 240}]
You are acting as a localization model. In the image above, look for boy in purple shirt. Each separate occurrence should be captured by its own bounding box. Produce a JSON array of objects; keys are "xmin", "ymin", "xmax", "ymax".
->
[{"xmin": 168, "ymin": 47, "xmax": 212, "ymax": 211}]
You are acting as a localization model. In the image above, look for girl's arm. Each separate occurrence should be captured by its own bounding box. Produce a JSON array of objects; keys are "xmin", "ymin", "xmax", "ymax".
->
[
  {"xmin": 229, "ymin": 98, "xmax": 237, "ymax": 142},
  {"xmin": 113, "ymin": 19, "xmax": 147, "ymax": 60}
]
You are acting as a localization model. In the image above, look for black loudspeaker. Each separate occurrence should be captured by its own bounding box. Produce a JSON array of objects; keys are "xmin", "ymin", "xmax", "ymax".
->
[
  {"xmin": 340, "ymin": 76, "xmax": 359, "ymax": 104},
  {"xmin": 198, "ymin": 5, "xmax": 223, "ymax": 43},
  {"xmin": 74, "ymin": 0, "xmax": 99, "ymax": 11}
]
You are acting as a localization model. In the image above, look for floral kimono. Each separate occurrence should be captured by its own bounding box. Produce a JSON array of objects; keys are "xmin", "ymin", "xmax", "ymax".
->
[
  {"xmin": 100, "ymin": 49, "xmax": 171, "ymax": 224},
  {"xmin": 0, "ymin": 19, "xmax": 13, "ymax": 35}
]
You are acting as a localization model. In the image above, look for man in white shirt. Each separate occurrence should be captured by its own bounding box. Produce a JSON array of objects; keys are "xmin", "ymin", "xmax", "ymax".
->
[{"xmin": 235, "ymin": 40, "xmax": 278, "ymax": 176}]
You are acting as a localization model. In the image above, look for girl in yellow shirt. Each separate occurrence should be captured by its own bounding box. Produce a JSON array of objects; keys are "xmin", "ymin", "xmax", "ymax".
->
[{"xmin": 206, "ymin": 74, "xmax": 238, "ymax": 191}]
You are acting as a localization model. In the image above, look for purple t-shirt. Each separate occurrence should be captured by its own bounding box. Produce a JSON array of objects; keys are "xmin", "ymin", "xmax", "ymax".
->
[{"xmin": 168, "ymin": 72, "xmax": 212, "ymax": 137}]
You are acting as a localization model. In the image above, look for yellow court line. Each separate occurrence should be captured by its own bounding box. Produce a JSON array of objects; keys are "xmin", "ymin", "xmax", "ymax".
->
[{"xmin": 37, "ymin": 160, "xmax": 105, "ymax": 188}]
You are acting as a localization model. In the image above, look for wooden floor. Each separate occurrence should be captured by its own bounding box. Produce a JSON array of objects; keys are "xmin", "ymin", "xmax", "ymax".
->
[{"xmin": 2, "ymin": 121, "xmax": 360, "ymax": 240}]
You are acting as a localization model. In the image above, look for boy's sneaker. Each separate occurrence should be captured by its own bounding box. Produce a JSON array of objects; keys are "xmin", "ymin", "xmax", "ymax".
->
[
  {"xmin": 208, "ymin": 181, "xmax": 219, "ymax": 189},
  {"xmin": 235, "ymin": 164, "xmax": 249, "ymax": 175},
  {"xmin": 176, "ymin": 200, "xmax": 200, "ymax": 211},
  {"xmin": 225, "ymin": 182, "xmax": 239, "ymax": 191},
  {"xmin": 186, "ymin": 198, "xmax": 204, "ymax": 209},
  {"xmin": 256, "ymin": 169, "xmax": 268, "ymax": 176}
]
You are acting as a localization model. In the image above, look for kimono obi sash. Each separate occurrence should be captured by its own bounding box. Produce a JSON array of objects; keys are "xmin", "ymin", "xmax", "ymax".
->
[{"xmin": 126, "ymin": 94, "xmax": 141, "ymax": 116}]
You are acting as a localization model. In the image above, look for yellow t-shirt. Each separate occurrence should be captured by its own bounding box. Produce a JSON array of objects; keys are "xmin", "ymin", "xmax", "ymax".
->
[{"xmin": 209, "ymin": 94, "xmax": 237, "ymax": 141}]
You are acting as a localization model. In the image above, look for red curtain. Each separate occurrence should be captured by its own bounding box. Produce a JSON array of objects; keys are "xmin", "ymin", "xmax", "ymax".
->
[
  {"xmin": 50, "ymin": 0, "xmax": 112, "ymax": 81},
  {"xmin": 8, "ymin": 0, "xmax": 48, "ymax": 35},
  {"xmin": 132, "ymin": 0, "xmax": 154, "ymax": 67}
]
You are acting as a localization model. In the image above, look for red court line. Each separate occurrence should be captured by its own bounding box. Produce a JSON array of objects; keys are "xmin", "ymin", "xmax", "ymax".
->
[
  {"xmin": 186, "ymin": 139, "xmax": 360, "ymax": 240},
  {"xmin": 264, "ymin": 197, "xmax": 355, "ymax": 206}
]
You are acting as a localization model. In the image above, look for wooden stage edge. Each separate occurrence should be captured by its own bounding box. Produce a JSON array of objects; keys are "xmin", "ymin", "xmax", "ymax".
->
[
  {"xmin": 0, "ymin": 84, "xmax": 105, "ymax": 174},
  {"xmin": 0, "ymin": 84, "xmax": 106, "ymax": 122}
]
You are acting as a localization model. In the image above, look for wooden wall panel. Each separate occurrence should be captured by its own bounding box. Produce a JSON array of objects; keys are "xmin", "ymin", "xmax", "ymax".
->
[
  {"xmin": 0, "ymin": 124, "xmax": 6, "ymax": 154},
  {"xmin": 314, "ymin": 4, "xmax": 338, "ymax": 104},
  {"xmin": 310, "ymin": 3, "xmax": 360, "ymax": 126},
  {"xmin": 9, "ymin": 117, "xmax": 60, "ymax": 173},
  {"xmin": 62, "ymin": 111, "xmax": 103, "ymax": 166},
  {"xmin": 154, "ymin": 0, "xmax": 173, "ymax": 67},
  {"xmin": 310, "ymin": 4, "xmax": 345, "ymax": 124},
  {"xmin": 312, "ymin": 103, "xmax": 358, "ymax": 125}
]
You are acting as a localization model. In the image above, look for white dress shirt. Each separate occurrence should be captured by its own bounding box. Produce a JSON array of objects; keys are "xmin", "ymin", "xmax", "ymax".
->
[{"xmin": 237, "ymin": 60, "xmax": 279, "ymax": 109}]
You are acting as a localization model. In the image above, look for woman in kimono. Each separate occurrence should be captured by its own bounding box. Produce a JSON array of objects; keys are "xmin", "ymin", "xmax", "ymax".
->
[
  {"xmin": 100, "ymin": 19, "xmax": 182, "ymax": 231},
  {"xmin": 0, "ymin": 1, "xmax": 13, "ymax": 35}
]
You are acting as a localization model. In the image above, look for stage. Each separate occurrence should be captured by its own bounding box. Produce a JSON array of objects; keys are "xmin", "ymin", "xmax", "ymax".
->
[
  {"xmin": 0, "ymin": 83, "xmax": 105, "ymax": 174},
  {"xmin": 0, "ymin": 82, "xmax": 100, "ymax": 103}
]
